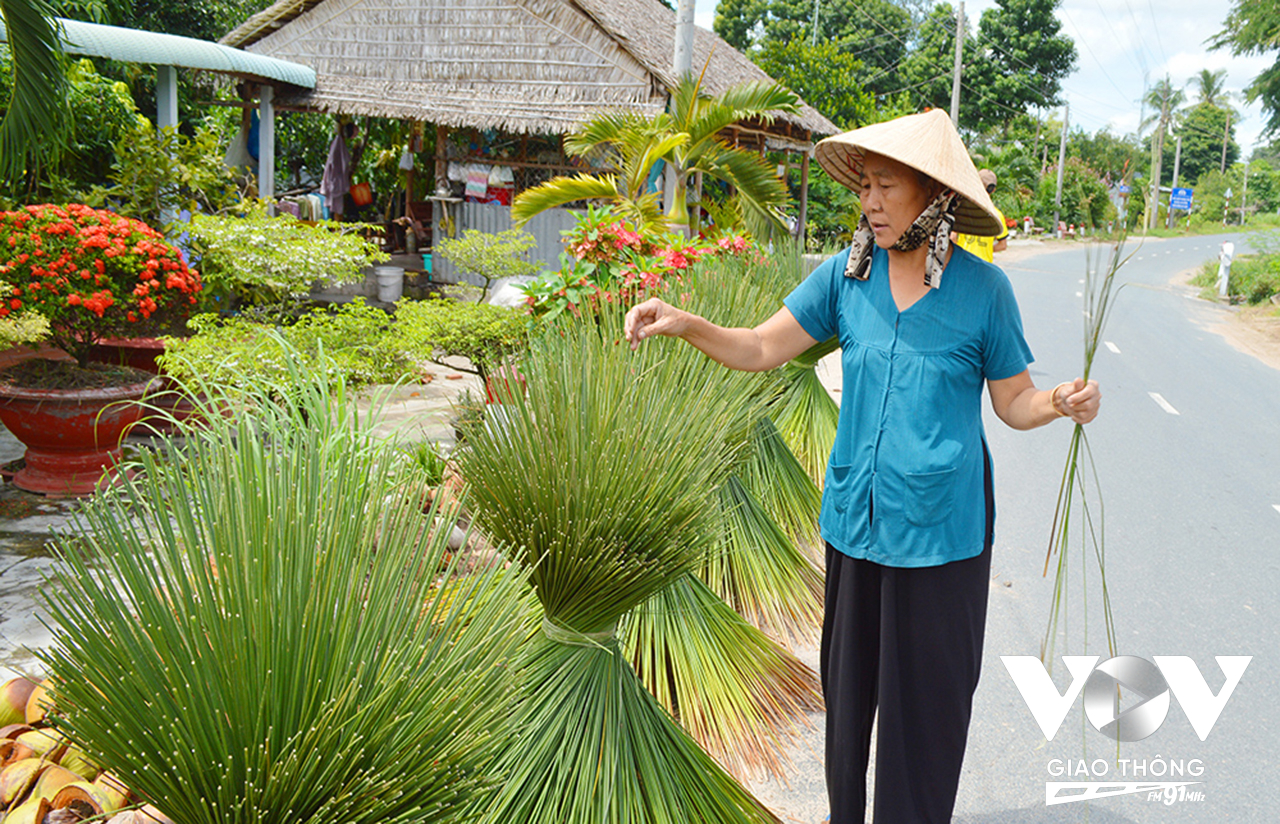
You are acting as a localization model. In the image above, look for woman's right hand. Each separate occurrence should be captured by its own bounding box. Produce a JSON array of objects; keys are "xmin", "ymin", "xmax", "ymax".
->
[{"xmin": 624, "ymin": 298, "xmax": 690, "ymax": 350}]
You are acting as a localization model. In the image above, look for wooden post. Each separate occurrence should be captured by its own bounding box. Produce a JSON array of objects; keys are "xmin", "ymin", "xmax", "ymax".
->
[
  {"xmin": 435, "ymin": 124, "xmax": 449, "ymax": 194},
  {"xmin": 798, "ymin": 150, "xmax": 810, "ymax": 243},
  {"xmin": 404, "ymin": 120, "xmax": 417, "ymax": 220}
]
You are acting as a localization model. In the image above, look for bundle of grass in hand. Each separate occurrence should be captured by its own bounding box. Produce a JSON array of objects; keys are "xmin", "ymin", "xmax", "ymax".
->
[
  {"xmin": 460, "ymin": 311, "xmax": 779, "ymax": 824},
  {"xmin": 39, "ymin": 350, "xmax": 530, "ymax": 824}
]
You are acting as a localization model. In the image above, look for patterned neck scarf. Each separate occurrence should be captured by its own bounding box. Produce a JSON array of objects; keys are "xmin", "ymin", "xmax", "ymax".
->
[{"xmin": 844, "ymin": 189, "xmax": 959, "ymax": 289}]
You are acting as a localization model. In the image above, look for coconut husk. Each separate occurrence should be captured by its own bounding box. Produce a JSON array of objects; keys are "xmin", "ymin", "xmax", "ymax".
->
[{"xmin": 0, "ymin": 757, "xmax": 48, "ymax": 807}]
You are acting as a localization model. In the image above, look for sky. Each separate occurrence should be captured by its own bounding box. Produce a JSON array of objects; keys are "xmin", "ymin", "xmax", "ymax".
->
[{"xmin": 692, "ymin": 0, "xmax": 1270, "ymax": 156}]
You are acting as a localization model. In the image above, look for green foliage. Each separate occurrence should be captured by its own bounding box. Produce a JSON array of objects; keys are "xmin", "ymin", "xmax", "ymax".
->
[
  {"xmin": 1035, "ymin": 157, "xmax": 1113, "ymax": 228},
  {"xmin": 0, "ymin": 56, "xmax": 140, "ymax": 205},
  {"xmin": 88, "ymin": 121, "xmax": 242, "ymax": 228},
  {"xmin": 41, "ymin": 352, "xmax": 530, "ymax": 824},
  {"xmin": 521, "ymin": 205, "xmax": 758, "ymax": 321},
  {"xmin": 897, "ymin": 3, "xmax": 978, "ymax": 115},
  {"xmin": 158, "ymin": 301, "xmax": 418, "ymax": 389},
  {"xmin": 1211, "ymin": 0, "xmax": 1280, "ymax": 135},
  {"xmin": 185, "ymin": 201, "xmax": 387, "ymax": 309},
  {"xmin": 753, "ymin": 37, "xmax": 875, "ymax": 129},
  {"xmin": 436, "ymin": 229, "xmax": 541, "ymax": 299},
  {"xmin": 393, "ymin": 296, "xmax": 527, "ymax": 380},
  {"xmin": 1193, "ymin": 236, "xmax": 1280, "ymax": 303},
  {"xmin": 714, "ymin": 0, "xmax": 911, "ymax": 98},
  {"xmin": 513, "ymin": 76, "xmax": 798, "ymax": 237},
  {"xmin": 0, "ymin": 0, "xmax": 67, "ymax": 185},
  {"xmin": 966, "ymin": 0, "xmax": 1077, "ymax": 133},
  {"xmin": 1175, "ymin": 103, "xmax": 1239, "ymax": 184}
]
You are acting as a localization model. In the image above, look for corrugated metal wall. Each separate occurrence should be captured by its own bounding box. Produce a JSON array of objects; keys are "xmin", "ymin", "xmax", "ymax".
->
[{"xmin": 432, "ymin": 202, "xmax": 577, "ymax": 288}]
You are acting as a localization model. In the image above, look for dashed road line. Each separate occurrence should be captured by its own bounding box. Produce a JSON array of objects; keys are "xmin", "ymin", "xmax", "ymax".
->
[
  {"xmin": 1105, "ymin": 341, "xmax": 1121, "ymax": 354},
  {"xmin": 1149, "ymin": 392, "xmax": 1180, "ymax": 415}
]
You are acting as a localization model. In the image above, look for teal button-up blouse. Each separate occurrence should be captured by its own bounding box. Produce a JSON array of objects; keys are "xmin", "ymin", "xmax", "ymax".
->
[{"xmin": 783, "ymin": 245, "xmax": 1034, "ymax": 568}]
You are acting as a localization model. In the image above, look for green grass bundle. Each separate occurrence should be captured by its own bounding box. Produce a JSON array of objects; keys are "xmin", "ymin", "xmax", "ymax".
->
[
  {"xmin": 624, "ymin": 575, "xmax": 822, "ymax": 780},
  {"xmin": 459, "ymin": 312, "xmax": 778, "ymax": 824},
  {"xmin": 39, "ymin": 353, "xmax": 530, "ymax": 824}
]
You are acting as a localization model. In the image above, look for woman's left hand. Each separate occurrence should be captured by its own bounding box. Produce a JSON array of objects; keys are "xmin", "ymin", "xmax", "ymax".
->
[{"xmin": 1054, "ymin": 378, "xmax": 1101, "ymax": 424}]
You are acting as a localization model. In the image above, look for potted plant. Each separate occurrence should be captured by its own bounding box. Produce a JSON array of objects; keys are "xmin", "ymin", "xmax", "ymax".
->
[{"xmin": 0, "ymin": 204, "xmax": 202, "ymax": 495}]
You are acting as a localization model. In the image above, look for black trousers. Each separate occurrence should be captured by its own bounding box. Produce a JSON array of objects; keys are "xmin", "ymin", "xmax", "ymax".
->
[{"xmin": 821, "ymin": 458, "xmax": 995, "ymax": 824}]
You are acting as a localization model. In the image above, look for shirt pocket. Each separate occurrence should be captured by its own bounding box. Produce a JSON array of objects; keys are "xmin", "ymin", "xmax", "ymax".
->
[{"xmin": 904, "ymin": 466, "xmax": 957, "ymax": 527}]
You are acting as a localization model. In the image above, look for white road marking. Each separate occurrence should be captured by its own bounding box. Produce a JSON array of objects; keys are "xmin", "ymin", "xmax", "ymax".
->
[
  {"xmin": 1076, "ymin": 291, "xmax": 1083, "ymax": 297},
  {"xmin": 1149, "ymin": 392, "xmax": 1180, "ymax": 415},
  {"xmin": 1105, "ymin": 341, "xmax": 1121, "ymax": 354},
  {"xmin": 1273, "ymin": 505, "xmax": 1280, "ymax": 516}
]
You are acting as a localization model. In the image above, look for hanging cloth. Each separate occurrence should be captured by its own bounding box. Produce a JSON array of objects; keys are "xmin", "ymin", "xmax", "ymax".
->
[{"xmin": 320, "ymin": 134, "xmax": 352, "ymax": 216}]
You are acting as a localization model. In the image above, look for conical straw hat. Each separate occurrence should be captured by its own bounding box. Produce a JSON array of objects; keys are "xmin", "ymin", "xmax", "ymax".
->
[{"xmin": 814, "ymin": 109, "xmax": 1005, "ymax": 237}]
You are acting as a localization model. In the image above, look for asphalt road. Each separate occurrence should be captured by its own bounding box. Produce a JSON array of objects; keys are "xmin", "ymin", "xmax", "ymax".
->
[
  {"xmin": 750, "ymin": 232, "xmax": 1279, "ymax": 823},
  {"xmin": 965, "ymin": 231, "xmax": 1278, "ymax": 823}
]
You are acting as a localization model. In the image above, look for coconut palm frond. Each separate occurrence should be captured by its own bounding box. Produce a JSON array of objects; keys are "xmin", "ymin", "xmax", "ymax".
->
[
  {"xmin": 40, "ymin": 342, "xmax": 532, "ymax": 824},
  {"xmin": 702, "ymin": 474, "xmax": 824, "ymax": 644},
  {"xmin": 459, "ymin": 312, "xmax": 777, "ymax": 824},
  {"xmin": 511, "ymin": 174, "xmax": 622, "ymax": 223},
  {"xmin": 0, "ymin": 0, "xmax": 68, "ymax": 181},
  {"xmin": 564, "ymin": 110, "xmax": 659, "ymax": 156},
  {"xmin": 706, "ymin": 80, "xmax": 802, "ymax": 126},
  {"xmin": 624, "ymin": 574, "xmax": 823, "ymax": 782}
]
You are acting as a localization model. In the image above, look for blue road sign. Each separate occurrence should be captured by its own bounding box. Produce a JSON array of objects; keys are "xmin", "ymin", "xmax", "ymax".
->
[{"xmin": 1171, "ymin": 187, "xmax": 1193, "ymax": 210}]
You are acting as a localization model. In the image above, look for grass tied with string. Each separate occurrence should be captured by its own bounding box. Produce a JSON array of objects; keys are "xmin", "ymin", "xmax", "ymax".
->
[{"xmin": 459, "ymin": 310, "xmax": 779, "ymax": 823}]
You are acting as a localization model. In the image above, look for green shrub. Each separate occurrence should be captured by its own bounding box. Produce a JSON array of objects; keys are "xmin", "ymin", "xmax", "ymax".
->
[
  {"xmin": 436, "ymin": 229, "xmax": 541, "ymax": 299},
  {"xmin": 160, "ymin": 300, "xmax": 418, "ymax": 388},
  {"xmin": 394, "ymin": 297, "xmax": 527, "ymax": 381},
  {"xmin": 185, "ymin": 201, "xmax": 387, "ymax": 310}
]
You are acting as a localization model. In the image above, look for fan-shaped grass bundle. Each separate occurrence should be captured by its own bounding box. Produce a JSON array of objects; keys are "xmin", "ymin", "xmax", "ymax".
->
[
  {"xmin": 460, "ymin": 312, "xmax": 778, "ymax": 823},
  {"xmin": 39, "ymin": 351, "xmax": 530, "ymax": 824}
]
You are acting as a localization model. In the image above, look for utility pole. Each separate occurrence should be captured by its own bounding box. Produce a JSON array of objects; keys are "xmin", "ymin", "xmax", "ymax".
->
[
  {"xmin": 950, "ymin": 1, "xmax": 965, "ymax": 127},
  {"xmin": 1147, "ymin": 81, "xmax": 1172, "ymax": 233},
  {"xmin": 1221, "ymin": 111, "xmax": 1232, "ymax": 174},
  {"xmin": 1167, "ymin": 134, "xmax": 1182, "ymax": 230},
  {"xmin": 1241, "ymin": 160, "xmax": 1249, "ymax": 225},
  {"xmin": 1052, "ymin": 102, "xmax": 1068, "ymax": 237},
  {"xmin": 666, "ymin": 0, "xmax": 696, "ymax": 232}
]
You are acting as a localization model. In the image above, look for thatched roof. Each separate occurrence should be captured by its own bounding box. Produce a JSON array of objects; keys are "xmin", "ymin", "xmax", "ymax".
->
[{"xmin": 221, "ymin": 0, "xmax": 838, "ymax": 141}]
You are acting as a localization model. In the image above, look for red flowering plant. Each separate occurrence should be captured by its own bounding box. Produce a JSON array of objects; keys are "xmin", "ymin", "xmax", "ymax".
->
[
  {"xmin": 0, "ymin": 204, "xmax": 202, "ymax": 372},
  {"xmin": 522, "ymin": 205, "xmax": 755, "ymax": 321}
]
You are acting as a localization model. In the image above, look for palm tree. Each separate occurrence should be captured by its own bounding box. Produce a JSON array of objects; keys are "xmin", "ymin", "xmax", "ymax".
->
[
  {"xmin": 1189, "ymin": 68, "xmax": 1235, "ymax": 112},
  {"xmin": 512, "ymin": 74, "xmax": 800, "ymax": 236},
  {"xmin": 1140, "ymin": 76, "xmax": 1185, "ymax": 231},
  {"xmin": 0, "ymin": 0, "xmax": 67, "ymax": 183}
]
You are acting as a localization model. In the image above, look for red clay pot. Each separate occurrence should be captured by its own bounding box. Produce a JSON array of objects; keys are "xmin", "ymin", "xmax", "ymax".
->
[
  {"xmin": 0, "ymin": 376, "xmax": 159, "ymax": 496},
  {"xmin": 85, "ymin": 337, "xmax": 165, "ymax": 374}
]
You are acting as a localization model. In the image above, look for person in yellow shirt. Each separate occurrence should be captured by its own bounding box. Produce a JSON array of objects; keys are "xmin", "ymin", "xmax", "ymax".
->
[{"xmin": 952, "ymin": 169, "xmax": 1008, "ymax": 262}]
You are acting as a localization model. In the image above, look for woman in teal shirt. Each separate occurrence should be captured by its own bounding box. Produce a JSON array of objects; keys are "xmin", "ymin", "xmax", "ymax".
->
[{"xmin": 624, "ymin": 110, "xmax": 1100, "ymax": 823}]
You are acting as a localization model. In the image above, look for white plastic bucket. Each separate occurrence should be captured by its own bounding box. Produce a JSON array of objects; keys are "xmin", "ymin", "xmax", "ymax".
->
[{"xmin": 373, "ymin": 265, "xmax": 404, "ymax": 303}]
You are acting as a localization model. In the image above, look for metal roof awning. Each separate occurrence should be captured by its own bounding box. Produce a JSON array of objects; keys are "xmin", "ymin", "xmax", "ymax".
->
[{"xmin": 0, "ymin": 17, "xmax": 315, "ymax": 88}]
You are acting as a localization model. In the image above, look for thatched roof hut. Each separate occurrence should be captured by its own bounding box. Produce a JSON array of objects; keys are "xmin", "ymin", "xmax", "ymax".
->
[{"xmin": 221, "ymin": 0, "xmax": 837, "ymax": 144}]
